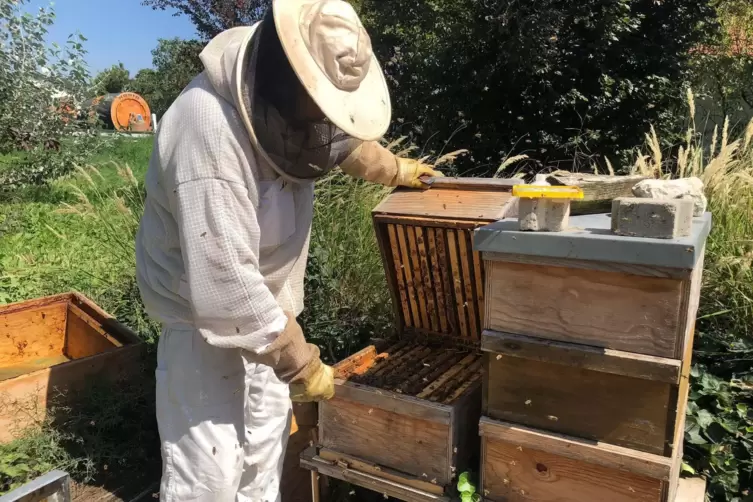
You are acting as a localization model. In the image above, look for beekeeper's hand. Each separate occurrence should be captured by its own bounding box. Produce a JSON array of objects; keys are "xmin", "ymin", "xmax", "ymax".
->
[
  {"xmin": 396, "ymin": 157, "xmax": 445, "ymax": 189},
  {"xmin": 289, "ymin": 360, "xmax": 335, "ymax": 403},
  {"xmin": 255, "ymin": 313, "xmax": 335, "ymax": 402}
]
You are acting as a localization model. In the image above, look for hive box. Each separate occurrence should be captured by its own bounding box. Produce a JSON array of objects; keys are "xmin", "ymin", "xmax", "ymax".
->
[
  {"xmin": 474, "ymin": 212, "xmax": 711, "ymax": 502},
  {"xmin": 0, "ymin": 292, "xmax": 143, "ymax": 442},
  {"xmin": 303, "ymin": 178, "xmax": 520, "ymax": 500}
]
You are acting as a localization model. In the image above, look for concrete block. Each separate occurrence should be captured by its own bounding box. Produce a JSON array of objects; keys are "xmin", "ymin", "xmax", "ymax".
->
[
  {"xmin": 519, "ymin": 198, "xmax": 571, "ymax": 232},
  {"xmin": 632, "ymin": 177, "xmax": 707, "ymax": 216},
  {"xmin": 611, "ymin": 197, "xmax": 694, "ymax": 239}
]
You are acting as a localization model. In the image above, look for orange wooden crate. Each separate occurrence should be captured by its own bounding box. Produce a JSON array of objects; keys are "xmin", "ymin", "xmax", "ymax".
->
[{"xmin": 0, "ymin": 292, "xmax": 143, "ymax": 442}]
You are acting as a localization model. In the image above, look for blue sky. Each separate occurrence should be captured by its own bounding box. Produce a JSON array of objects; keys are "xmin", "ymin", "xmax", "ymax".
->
[{"xmin": 29, "ymin": 0, "xmax": 198, "ymax": 74}]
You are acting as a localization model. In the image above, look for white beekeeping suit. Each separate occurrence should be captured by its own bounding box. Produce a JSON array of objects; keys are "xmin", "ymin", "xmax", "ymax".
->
[{"xmin": 135, "ymin": 1, "xmax": 443, "ymax": 501}]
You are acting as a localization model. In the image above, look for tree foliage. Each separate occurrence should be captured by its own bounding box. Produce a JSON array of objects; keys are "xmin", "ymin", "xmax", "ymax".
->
[
  {"xmin": 142, "ymin": 0, "xmax": 268, "ymax": 39},
  {"xmin": 129, "ymin": 38, "xmax": 204, "ymax": 118},
  {"xmin": 91, "ymin": 63, "xmax": 130, "ymax": 95},
  {"xmin": 0, "ymin": 0, "xmax": 97, "ymax": 188},
  {"xmin": 359, "ymin": 0, "xmax": 718, "ymax": 174},
  {"xmin": 690, "ymin": 0, "xmax": 753, "ymax": 118}
]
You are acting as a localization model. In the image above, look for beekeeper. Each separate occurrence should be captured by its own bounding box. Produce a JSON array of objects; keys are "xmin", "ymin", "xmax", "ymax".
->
[{"xmin": 134, "ymin": 0, "xmax": 443, "ymax": 500}]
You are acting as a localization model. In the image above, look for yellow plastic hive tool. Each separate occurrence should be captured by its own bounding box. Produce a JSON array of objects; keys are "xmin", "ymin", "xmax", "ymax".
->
[{"xmin": 512, "ymin": 185, "xmax": 585, "ymax": 200}]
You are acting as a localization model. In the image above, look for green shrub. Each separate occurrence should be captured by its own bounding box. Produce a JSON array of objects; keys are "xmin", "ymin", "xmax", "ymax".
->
[{"xmin": 359, "ymin": 0, "xmax": 718, "ymax": 174}]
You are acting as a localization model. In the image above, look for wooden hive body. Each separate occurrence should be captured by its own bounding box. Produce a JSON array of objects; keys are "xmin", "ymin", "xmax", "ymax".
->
[
  {"xmin": 474, "ymin": 213, "xmax": 711, "ymax": 502},
  {"xmin": 311, "ymin": 178, "xmax": 520, "ymax": 500}
]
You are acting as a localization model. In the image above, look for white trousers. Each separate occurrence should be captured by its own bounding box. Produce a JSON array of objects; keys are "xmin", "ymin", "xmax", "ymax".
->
[{"xmin": 156, "ymin": 327, "xmax": 292, "ymax": 502}]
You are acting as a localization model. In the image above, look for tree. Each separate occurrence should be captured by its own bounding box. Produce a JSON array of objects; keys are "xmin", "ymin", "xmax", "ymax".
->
[
  {"xmin": 690, "ymin": 0, "xmax": 753, "ymax": 118},
  {"xmin": 130, "ymin": 38, "xmax": 204, "ymax": 118},
  {"xmin": 142, "ymin": 0, "xmax": 269, "ymax": 39},
  {"xmin": 359, "ymin": 0, "xmax": 719, "ymax": 174},
  {"xmin": 0, "ymin": 0, "xmax": 97, "ymax": 188},
  {"xmin": 91, "ymin": 63, "xmax": 130, "ymax": 95},
  {"xmin": 142, "ymin": 0, "xmax": 363, "ymax": 39}
]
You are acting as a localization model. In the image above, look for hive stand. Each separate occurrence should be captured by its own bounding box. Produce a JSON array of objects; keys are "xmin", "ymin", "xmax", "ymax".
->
[
  {"xmin": 300, "ymin": 178, "xmax": 520, "ymax": 501},
  {"xmin": 473, "ymin": 213, "xmax": 711, "ymax": 502}
]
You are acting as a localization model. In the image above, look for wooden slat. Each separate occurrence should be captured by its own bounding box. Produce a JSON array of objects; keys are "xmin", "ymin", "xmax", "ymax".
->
[
  {"xmin": 416, "ymin": 227, "xmax": 440, "ymax": 333},
  {"xmin": 407, "ymin": 226, "xmax": 431, "ymax": 330},
  {"xmin": 420, "ymin": 177, "xmax": 522, "ymax": 190},
  {"xmin": 65, "ymin": 305, "xmax": 119, "ymax": 360},
  {"xmin": 472, "ymin": 250, "xmax": 485, "ymax": 330},
  {"xmin": 458, "ymin": 230, "xmax": 479, "ymax": 340},
  {"xmin": 435, "ymin": 229, "xmax": 457, "ymax": 334},
  {"xmin": 333, "ymin": 345, "xmax": 378, "ymax": 379},
  {"xmin": 479, "ymin": 418, "xmax": 672, "ymax": 480},
  {"xmin": 485, "ymin": 260, "xmax": 685, "ymax": 358},
  {"xmin": 396, "ymin": 225, "xmax": 421, "ymax": 329},
  {"xmin": 319, "ymin": 449, "xmax": 444, "ymax": 495},
  {"xmin": 319, "ymin": 395, "xmax": 452, "ymax": 485},
  {"xmin": 417, "ymin": 354, "xmax": 478, "ymax": 399},
  {"xmin": 446, "ymin": 230, "xmax": 469, "ymax": 340},
  {"xmin": 481, "ymin": 330, "xmax": 681, "ymax": 384},
  {"xmin": 387, "ymin": 224, "xmax": 413, "ymax": 328},
  {"xmin": 485, "ymin": 353, "xmax": 674, "ymax": 455},
  {"xmin": 301, "ymin": 448, "xmax": 451, "ymax": 502},
  {"xmin": 427, "ymin": 228, "xmax": 449, "ymax": 333}
]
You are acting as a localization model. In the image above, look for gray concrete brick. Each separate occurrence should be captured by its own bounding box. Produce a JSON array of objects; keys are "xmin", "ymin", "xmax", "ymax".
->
[
  {"xmin": 518, "ymin": 198, "xmax": 571, "ymax": 232},
  {"xmin": 611, "ymin": 197, "xmax": 694, "ymax": 239}
]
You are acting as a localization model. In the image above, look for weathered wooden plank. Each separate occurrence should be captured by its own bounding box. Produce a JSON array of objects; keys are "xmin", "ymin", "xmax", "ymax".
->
[
  {"xmin": 481, "ymin": 433, "xmax": 665, "ymax": 502},
  {"xmin": 481, "ymin": 330, "xmax": 681, "ymax": 384},
  {"xmin": 427, "ymin": 228, "xmax": 449, "ymax": 333},
  {"xmin": 458, "ymin": 231, "xmax": 479, "ymax": 340},
  {"xmin": 472, "ymin": 250, "xmax": 485, "ymax": 331},
  {"xmin": 547, "ymin": 173, "xmax": 648, "ymax": 216},
  {"xmin": 479, "ymin": 418, "xmax": 672, "ymax": 480},
  {"xmin": 419, "ymin": 177, "xmax": 522, "ymax": 190},
  {"xmin": 333, "ymin": 381, "xmax": 452, "ymax": 424},
  {"xmin": 485, "ymin": 260, "xmax": 685, "ymax": 358},
  {"xmin": 675, "ymin": 478, "xmax": 706, "ymax": 502},
  {"xmin": 416, "ymin": 227, "xmax": 440, "ymax": 332},
  {"xmin": 481, "ymin": 252, "xmax": 692, "ymax": 280},
  {"xmin": 65, "ymin": 305, "xmax": 119, "ymax": 360},
  {"xmin": 373, "ymin": 187, "xmax": 516, "ymax": 222},
  {"xmin": 301, "ymin": 448, "xmax": 451, "ymax": 502},
  {"xmin": 484, "ymin": 354, "xmax": 674, "ymax": 455},
  {"xmin": 446, "ymin": 230, "xmax": 469, "ymax": 340},
  {"xmin": 319, "ymin": 395, "xmax": 451, "ymax": 484},
  {"xmin": 396, "ymin": 225, "xmax": 421, "ymax": 329},
  {"xmin": 0, "ymin": 301, "xmax": 67, "ymax": 368},
  {"xmin": 407, "ymin": 226, "xmax": 431, "ymax": 330},
  {"xmin": 387, "ymin": 224, "xmax": 413, "ymax": 328}
]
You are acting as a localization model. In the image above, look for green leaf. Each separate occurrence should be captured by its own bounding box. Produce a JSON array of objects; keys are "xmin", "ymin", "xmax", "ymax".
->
[
  {"xmin": 697, "ymin": 409, "xmax": 715, "ymax": 428},
  {"xmin": 681, "ymin": 462, "xmax": 696, "ymax": 475}
]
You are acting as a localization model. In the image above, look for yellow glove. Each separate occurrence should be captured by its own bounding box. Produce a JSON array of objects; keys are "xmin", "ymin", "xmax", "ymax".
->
[
  {"xmin": 289, "ymin": 359, "xmax": 335, "ymax": 403},
  {"xmin": 396, "ymin": 158, "xmax": 445, "ymax": 189}
]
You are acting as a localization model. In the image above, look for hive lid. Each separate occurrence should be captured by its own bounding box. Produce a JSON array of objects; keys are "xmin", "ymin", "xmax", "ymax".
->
[
  {"xmin": 372, "ymin": 178, "xmax": 520, "ymax": 344},
  {"xmin": 474, "ymin": 212, "xmax": 712, "ymax": 270}
]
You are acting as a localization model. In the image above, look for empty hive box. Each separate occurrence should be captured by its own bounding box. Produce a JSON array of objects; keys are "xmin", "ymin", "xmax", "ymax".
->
[
  {"xmin": 473, "ymin": 213, "xmax": 711, "ymax": 502},
  {"xmin": 301, "ymin": 178, "xmax": 520, "ymax": 500},
  {"xmin": 0, "ymin": 292, "xmax": 143, "ymax": 441}
]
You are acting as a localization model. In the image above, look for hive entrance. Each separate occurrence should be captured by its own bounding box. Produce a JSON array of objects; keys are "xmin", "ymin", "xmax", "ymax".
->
[{"xmin": 337, "ymin": 339, "xmax": 483, "ymax": 404}]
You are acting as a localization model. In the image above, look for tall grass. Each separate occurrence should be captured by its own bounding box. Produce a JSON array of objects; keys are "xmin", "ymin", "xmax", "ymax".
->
[
  {"xmin": 631, "ymin": 92, "xmax": 753, "ymax": 500},
  {"xmin": 632, "ymin": 91, "xmax": 753, "ymax": 336}
]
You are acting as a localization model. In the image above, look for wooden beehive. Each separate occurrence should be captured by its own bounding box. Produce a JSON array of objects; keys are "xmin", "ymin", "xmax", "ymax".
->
[
  {"xmin": 0, "ymin": 292, "xmax": 143, "ymax": 442},
  {"xmin": 473, "ymin": 212, "xmax": 711, "ymax": 502},
  {"xmin": 305, "ymin": 178, "xmax": 520, "ymax": 500}
]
